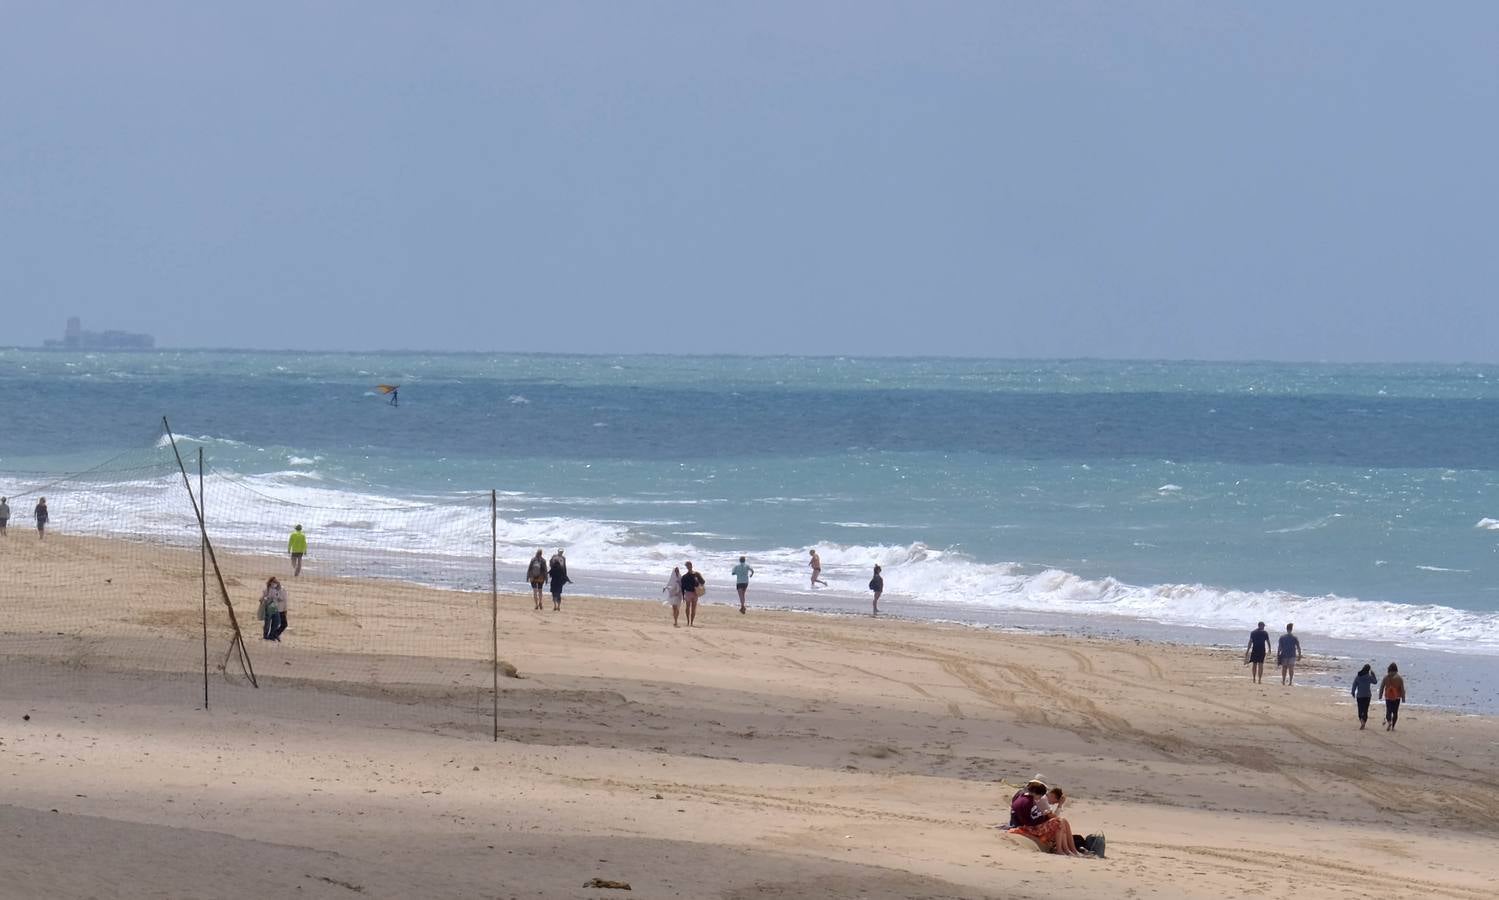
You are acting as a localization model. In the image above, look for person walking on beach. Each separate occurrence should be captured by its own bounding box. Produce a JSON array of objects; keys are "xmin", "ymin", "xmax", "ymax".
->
[
  {"xmin": 869, "ymin": 565, "xmax": 884, "ymax": 616},
  {"xmin": 0, "ymin": 496, "xmax": 9, "ymax": 535},
  {"xmin": 526, "ymin": 549, "xmax": 548, "ymax": 610},
  {"xmin": 1379, "ymin": 663, "xmax": 1406, "ymax": 731},
  {"xmin": 288, "ymin": 524, "xmax": 308, "ymax": 577},
  {"xmin": 548, "ymin": 550, "xmax": 571, "ymax": 611},
  {"xmin": 1277, "ymin": 623, "xmax": 1302, "ymax": 685},
  {"xmin": 33, "ymin": 497, "xmax": 48, "ymax": 540},
  {"xmin": 731, "ymin": 556, "xmax": 754, "ymax": 614},
  {"xmin": 809, "ymin": 549, "xmax": 828, "ymax": 588},
  {"xmin": 1351, "ymin": 664, "xmax": 1378, "ymax": 729},
  {"xmin": 260, "ymin": 577, "xmax": 288, "ymax": 642},
  {"xmin": 1245, "ymin": 621, "xmax": 1272, "ymax": 683},
  {"xmin": 679, "ymin": 561, "xmax": 702, "ymax": 627},
  {"xmin": 664, "ymin": 566, "xmax": 683, "ymax": 627}
]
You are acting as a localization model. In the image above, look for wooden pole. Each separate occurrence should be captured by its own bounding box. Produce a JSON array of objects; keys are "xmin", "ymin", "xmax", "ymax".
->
[
  {"xmin": 163, "ymin": 417, "xmax": 257, "ymax": 688},
  {"xmin": 200, "ymin": 446, "xmax": 209, "ymax": 710},
  {"xmin": 491, "ymin": 489, "xmax": 499, "ymax": 742}
]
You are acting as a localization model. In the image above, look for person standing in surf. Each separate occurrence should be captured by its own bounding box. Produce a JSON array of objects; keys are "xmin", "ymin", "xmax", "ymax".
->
[
  {"xmin": 1379, "ymin": 663, "xmax": 1406, "ymax": 731},
  {"xmin": 1245, "ymin": 621, "xmax": 1272, "ymax": 684},
  {"xmin": 288, "ymin": 524, "xmax": 308, "ymax": 576},
  {"xmin": 526, "ymin": 549, "xmax": 547, "ymax": 610},
  {"xmin": 1277, "ymin": 623, "xmax": 1302, "ymax": 685},
  {"xmin": 809, "ymin": 549, "xmax": 828, "ymax": 588},
  {"xmin": 869, "ymin": 564, "xmax": 884, "ymax": 616},
  {"xmin": 731, "ymin": 556, "xmax": 754, "ymax": 614}
]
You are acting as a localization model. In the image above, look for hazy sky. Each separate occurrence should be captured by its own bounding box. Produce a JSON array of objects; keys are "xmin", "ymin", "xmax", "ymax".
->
[{"xmin": 3, "ymin": 3, "xmax": 1497, "ymax": 361}]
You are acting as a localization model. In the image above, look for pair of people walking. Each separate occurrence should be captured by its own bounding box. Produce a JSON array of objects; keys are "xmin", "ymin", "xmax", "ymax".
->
[
  {"xmin": 1245, "ymin": 622, "xmax": 1301, "ymax": 685},
  {"xmin": 1, "ymin": 497, "xmax": 47, "ymax": 538},
  {"xmin": 1351, "ymin": 663, "xmax": 1406, "ymax": 731},
  {"xmin": 522, "ymin": 549, "xmax": 571, "ymax": 610}
]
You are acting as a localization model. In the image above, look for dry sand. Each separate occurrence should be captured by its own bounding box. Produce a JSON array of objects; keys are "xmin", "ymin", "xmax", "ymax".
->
[{"xmin": 2, "ymin": 534, "xmax": 1497, "ymax": 899}]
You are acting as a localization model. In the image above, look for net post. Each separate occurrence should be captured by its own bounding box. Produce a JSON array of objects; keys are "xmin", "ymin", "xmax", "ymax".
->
[
  {"xmin": 200, "ymin": 446, "xmax": 209, "ymax": 711},
  {"xmin": 491, "ymin": 488, "xmax": 499, "ymax": 742},
  {"xmin": 162, "ymin": 416, "xmax": 258, "ymax": 688}
]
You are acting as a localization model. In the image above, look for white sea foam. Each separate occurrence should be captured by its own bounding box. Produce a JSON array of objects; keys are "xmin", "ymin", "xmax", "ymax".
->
[
  {"xmin": 1156, "ymin": 484, "xmax": 1182, "ymax": 493},
  {"xmin": 1475, "ymin": 518, "xmax": 1499, "ymax": 531},
  {"xmin": 16, "ymin": 469, "xmax": 1499, "ymax": 656}
]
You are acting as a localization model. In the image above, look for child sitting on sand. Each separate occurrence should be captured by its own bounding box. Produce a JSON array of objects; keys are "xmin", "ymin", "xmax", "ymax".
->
[{"xmin": 1044, "ymin": 787, "xmax": 1066, "ymax": 818}]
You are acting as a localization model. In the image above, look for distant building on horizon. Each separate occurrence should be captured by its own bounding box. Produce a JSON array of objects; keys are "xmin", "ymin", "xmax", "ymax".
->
[{"xmin": 42, "ymin": 316, "xmax": 155, "ymax": 350}]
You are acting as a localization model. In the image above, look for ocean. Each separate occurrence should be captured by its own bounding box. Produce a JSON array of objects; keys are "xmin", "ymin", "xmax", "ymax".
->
[{"xmin": 3, "ymin": 350, "xmax": 1498, "ymax": 707}]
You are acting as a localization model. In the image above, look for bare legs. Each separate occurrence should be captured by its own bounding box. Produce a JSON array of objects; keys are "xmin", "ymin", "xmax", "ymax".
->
[
  {"xmin": 872, "ymin": 590, "xmax": 881, "ymax": 616},
  {"xmin": 736, "ymin": 584, "xmax": 747, "ymax": 613}
]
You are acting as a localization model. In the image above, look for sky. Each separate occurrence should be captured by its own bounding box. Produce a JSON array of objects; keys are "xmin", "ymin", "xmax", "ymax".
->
[{"xmin": 2, "ymin": 2, "xmax": 1497, "ymax": 361}]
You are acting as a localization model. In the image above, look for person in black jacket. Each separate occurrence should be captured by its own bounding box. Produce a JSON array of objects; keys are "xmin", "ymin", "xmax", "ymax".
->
[
  {"xmin": 679, "ymin": 561, "xmax": 703, "ymax": 627},
  {"xmin": 869, "ymin": 565, "xmax": 884, "ymax": 616},
  {"xmin": 548, "ymin": 550, "xmax": 571, "ymax": 611}
]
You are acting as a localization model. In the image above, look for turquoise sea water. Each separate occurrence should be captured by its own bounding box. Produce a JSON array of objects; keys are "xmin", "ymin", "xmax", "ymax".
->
[{"xmin": 3, "ymin": 350, "xmax": 1499, "ymax": 665}]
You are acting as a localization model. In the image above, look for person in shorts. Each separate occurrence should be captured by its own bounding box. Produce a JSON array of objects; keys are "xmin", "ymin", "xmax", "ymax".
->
[
  {"xmin": 731, "ymin": 556, "xmax": 754, "ymax": 614},
  {"xmin": 1245, "ymin": 621, "xmax": 1271, "ymax": 683},
  {"xmin": 526, "ymin": 549, "xmax": 548, "ymax": 610},
  {"xmin": 1277, "ymin": 623, "xmax": 1302, "ymax": 685}
]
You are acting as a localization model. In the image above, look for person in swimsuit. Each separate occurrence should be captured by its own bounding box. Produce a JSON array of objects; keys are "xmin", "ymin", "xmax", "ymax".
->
[
  {"xmin": 809, "ymin": 549, "xmax": 828, "ymax": 588},
  {"xmin": 1245, "ymin": 621, "xmax": 1271, "ymax": 683},
  {"xmin": 679, "ymin": 562, "xmax": 702, "ymax": 627}
]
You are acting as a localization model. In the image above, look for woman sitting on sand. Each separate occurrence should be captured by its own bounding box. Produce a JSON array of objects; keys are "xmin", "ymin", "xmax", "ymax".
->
[{"xmin": 1008, "ymin": 780, "xmax": 1088, "ymax": 857}]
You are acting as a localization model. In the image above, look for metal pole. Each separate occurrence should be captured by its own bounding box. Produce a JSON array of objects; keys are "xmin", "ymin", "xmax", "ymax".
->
[
  {"xmin": 200, "ymin": 447, "xmax": 209, "ymax": 710},
  {"xmin": 491, "ymin": 489, "xmax": 498, "ymax": 742}
]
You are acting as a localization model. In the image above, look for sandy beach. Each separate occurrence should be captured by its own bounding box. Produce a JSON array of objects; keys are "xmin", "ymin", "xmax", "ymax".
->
[{"xmin": 2, "ymin": 534, "xmax": 1497, "ymax": 899}]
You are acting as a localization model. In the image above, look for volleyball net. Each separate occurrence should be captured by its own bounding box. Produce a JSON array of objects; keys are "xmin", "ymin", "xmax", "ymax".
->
[{"xmin": 0, "ymin": 419, "xmax": 506, "ymax": 740}]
